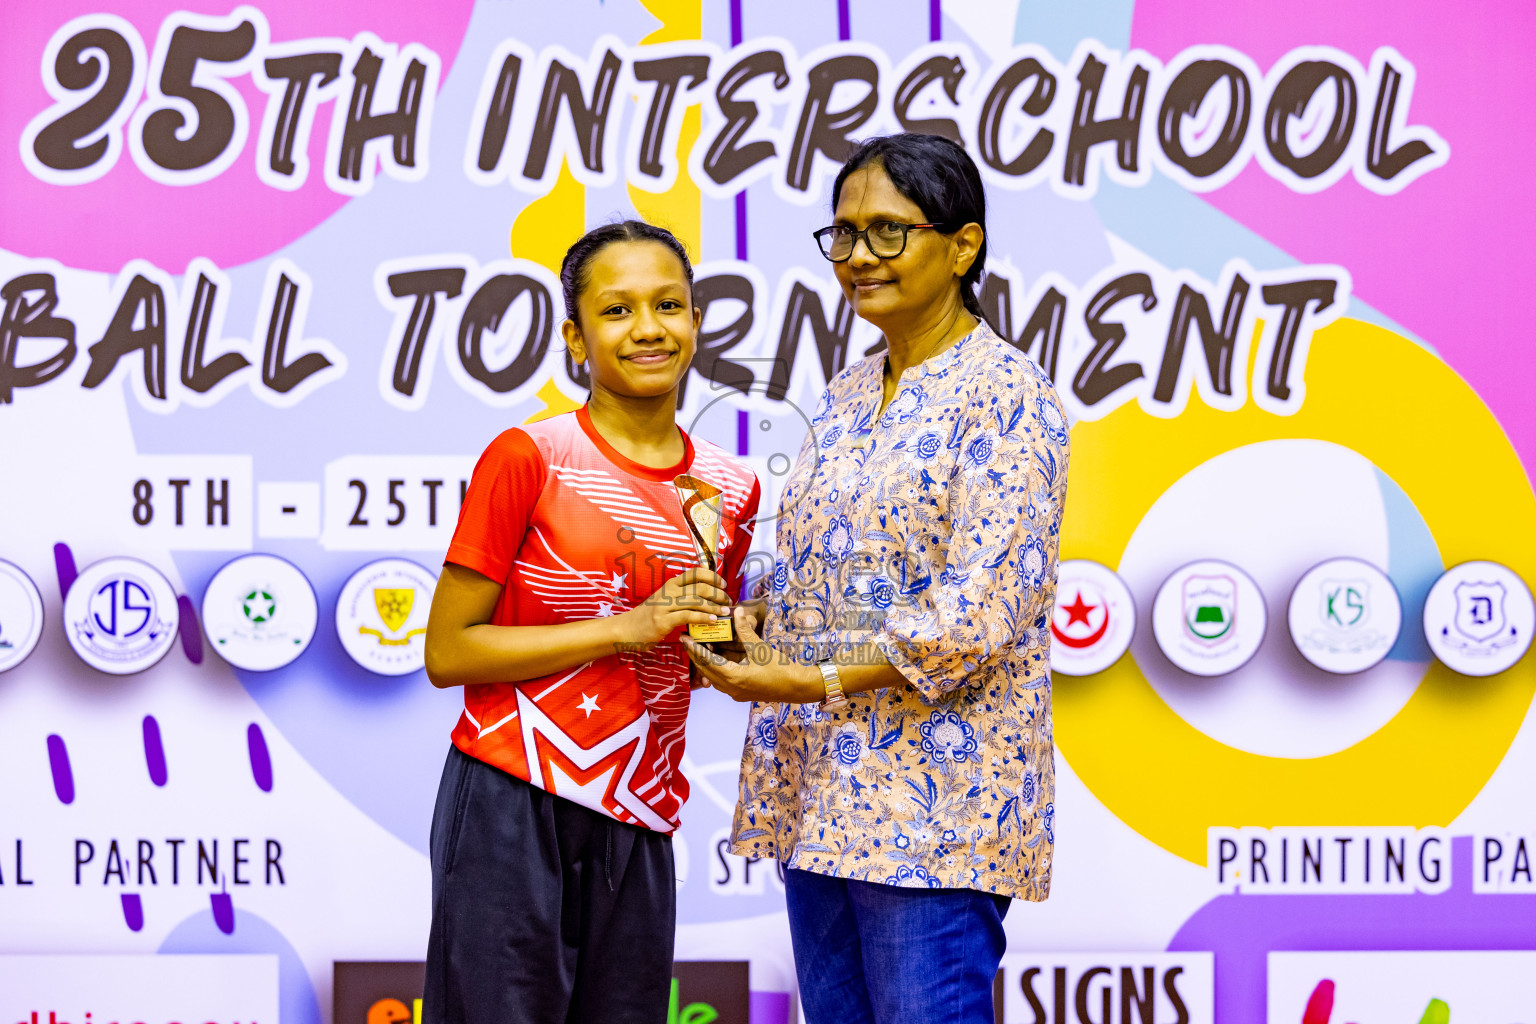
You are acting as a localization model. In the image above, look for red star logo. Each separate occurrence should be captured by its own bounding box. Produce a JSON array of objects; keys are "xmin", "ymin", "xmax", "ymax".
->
[{"xmin": 1061, "ymin": 591, "xmax": 1097, "ymax": 627}]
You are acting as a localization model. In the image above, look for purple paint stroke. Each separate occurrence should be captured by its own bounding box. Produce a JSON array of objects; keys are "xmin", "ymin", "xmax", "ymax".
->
[
  {"xmin": 177, "ymin": 594, "xmax": 202, "ymax": 664},
  {"xmin": 750, "ymin": 991, "xmax": 791, "ymax": 1024},
  {"xmin": 737, "ymin": 410, "xmax": 751, "ymax": 456},
  {"xmin": 837, "ymin": 0, "xmax": 850, "ymax": 40},
  {"xmin": 52, "ymin": 542, "xmax": 77, "ymax": 599},
  {"xmin": 46, "ymin": 733, "xmax": 74, "ymax": 804},
  {"xmin": 929, "ymin": 0, "xmax": 941, "ymax": 41},
  {"xmin": 247, "ymin": 722, "xmax": 274, "ymax": 793},
  {"xmin": 727, "ymin": 0, "xmax": 749, "ymax": 265},
  {"xmin": 121, "ymin": 893, "xmax": 144, "ymax": 932},
  {"xmin": 142, "ymin": 715, "xmax": 168, "ymax": 787},
  {"xmin": 1168, "ymin": 836, "xmax": 1536, "ymax": 1024},
  {"xmin": 735, "ymin": 190, "xmax": 749, "ymax": 261},
  {"xmin": 211, "ymin": 887, "xmax": 236, "ymax": 935}
]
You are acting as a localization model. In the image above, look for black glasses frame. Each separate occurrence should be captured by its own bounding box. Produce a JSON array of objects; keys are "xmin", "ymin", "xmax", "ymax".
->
[{"xmin": 812, "ymin": 221, "xmax": 949, "ymax": 262}]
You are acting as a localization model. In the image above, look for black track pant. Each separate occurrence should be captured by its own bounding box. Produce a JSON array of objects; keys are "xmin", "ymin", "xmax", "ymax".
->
[{"xmin": 422, "ymin": 747, "xmax": 676, "ymax": 1024}]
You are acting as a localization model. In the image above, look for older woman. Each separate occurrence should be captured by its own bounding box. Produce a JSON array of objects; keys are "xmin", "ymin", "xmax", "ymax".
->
[{"xmin": 684, "ymin": 133, "xmax": 1068, "ymax": 1024}]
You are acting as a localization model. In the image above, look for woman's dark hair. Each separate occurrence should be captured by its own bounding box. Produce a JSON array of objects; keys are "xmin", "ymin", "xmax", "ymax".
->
[
  {"xmin": 830, "ymin": 133, "xmax": 994, "ymax": 330},
  {"xmin": 559, "ymin": 219, "xmax": 694, "ymax": 325}
]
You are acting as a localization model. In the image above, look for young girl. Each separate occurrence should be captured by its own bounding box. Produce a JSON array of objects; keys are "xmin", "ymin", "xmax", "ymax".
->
[{"xmin": 421, "ymin": 221, "xmax": 761, "ymax": 1023}]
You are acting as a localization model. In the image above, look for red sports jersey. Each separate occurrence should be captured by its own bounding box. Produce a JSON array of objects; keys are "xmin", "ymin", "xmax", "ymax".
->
[{"xmin": 444, "ymin": 406, "xmax": 760, "ymax": 832}]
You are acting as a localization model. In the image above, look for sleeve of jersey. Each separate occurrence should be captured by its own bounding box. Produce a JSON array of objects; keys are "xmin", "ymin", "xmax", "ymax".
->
[
  {"xmin": 721, "ymin": 477, "xmax": 763, "ymax": 601},
  {"xmin": 444, "ymin": 428, "xmax": 547, "ymax": 585}
]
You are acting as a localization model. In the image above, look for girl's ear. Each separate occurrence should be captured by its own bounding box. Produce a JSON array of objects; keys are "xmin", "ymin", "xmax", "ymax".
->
[
  {"xmin": 692, "ymin": 303, "xmax": 703, "ymax": 334},
  {"xmin": 561, "ymin": 318, "xmax": 587, "ymax": 364}
]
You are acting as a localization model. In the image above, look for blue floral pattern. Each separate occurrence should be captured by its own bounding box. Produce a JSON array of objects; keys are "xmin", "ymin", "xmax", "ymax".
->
[
  {"xmin": 886, "ymin": 864, "xmax": 944, "ymax": 888},
  {"xmin": 964, "ymin": 433, "xmax": 996, "ymax": 469},
  {"xmin": 918, "ymin": 711, "xmax": 979, "ymax": 763},
  {"xmin": 821, "ymin": 514, "xmax": 855, "ymax": 562},
  {"xmin": 886, "ymin": 385, "xmax": 925, "ymax": 421},
  {"xmin": 732, "ymin": 323, "xmax": 1068, "ymax": 901}
]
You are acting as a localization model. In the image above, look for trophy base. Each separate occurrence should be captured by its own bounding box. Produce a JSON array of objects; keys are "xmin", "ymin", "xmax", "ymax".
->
[{"xmin": 688, "ymin": 619, "xmax": 734, "ymax": 643}]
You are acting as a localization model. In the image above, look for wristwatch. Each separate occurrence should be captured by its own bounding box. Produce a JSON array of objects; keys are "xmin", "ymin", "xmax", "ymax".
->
[{"xmin": 818, "ymin": 661, "xmax": 847, "ymax": 709}]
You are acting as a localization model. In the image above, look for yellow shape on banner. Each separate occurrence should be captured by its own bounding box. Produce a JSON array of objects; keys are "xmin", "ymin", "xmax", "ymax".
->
[
  {"xmin": 1056, "ymin": 317, "xmax": 1536, "ymax": 865},
  {"xmin": 638, "ymin": 0, "xmax": 700, "ymax": 42},
  {"xmin": 629, "ymin": 109, "xmax": 702, "ymax": 261},
  {"xmin": 509, "ymin": 159, "xmax": 585, "ymax": 275},
  {"xmin": 523, "ymin": 376, "xmax": 584, "ymax": 424},
  {"xmin": 628, "ymin": 0, "xmax": 702, "ymax": 260}
]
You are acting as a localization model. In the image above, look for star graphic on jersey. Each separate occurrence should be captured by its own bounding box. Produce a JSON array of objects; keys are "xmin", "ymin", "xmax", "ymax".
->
[
  {"xmin": 578, "ymin": 692, "xmax": 601, "ymax": 718},
  {"xmin": 596, "ymin": 601, "xmax": 615, "ymax": 617},
  {"xmin": 1060, "ymin": 591, "xmax": 1096, "ymax": 627},
  {"xmin": 611, "ymin": 571, "xmax": 627, "ymax": 591}
]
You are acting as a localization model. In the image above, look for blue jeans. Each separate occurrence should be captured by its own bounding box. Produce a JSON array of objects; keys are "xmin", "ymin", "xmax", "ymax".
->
[{"xmin": 784, "ymin": 867, "xmax": 1009, "ymax": 1024}]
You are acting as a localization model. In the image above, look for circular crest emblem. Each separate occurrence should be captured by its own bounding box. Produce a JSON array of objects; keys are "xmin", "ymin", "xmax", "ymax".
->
[
  {"xmin": 0, "ymin": 559, "xmax": 45, "ymax": 673},
  {"xmin": 1423, "ymin": 560, "xmax": 1535, "ymax": 677},
  {"xmin": 1152, "ymin": 559, "xmax": 1267, "ymax": 676},
  {"xmin": 202, "ymin": 554, "xmax": 318, "ymax": 672},
  {"xmin": 64, "ymin": 557, "xmax": 180, "ymax": 675},
  {"xmin": 1287, "ymin": 557, "xmax": 1403, "ymax": 674},
  {"xmin": 1049, "ymin": 559, "xmax": 1136, "ymax": 676},
  {"xmin": 336, "ymin": 558, "xmax": 437, "ymax": 675}
]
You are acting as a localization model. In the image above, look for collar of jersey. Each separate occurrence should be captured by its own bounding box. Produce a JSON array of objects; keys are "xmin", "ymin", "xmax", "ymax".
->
[{"xmin": 576, "ymin": 404, "xmax": 695, "ymax": 482}]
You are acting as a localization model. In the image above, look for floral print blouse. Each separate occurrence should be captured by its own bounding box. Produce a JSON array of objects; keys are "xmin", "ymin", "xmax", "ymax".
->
[{"xmin": 730, "ymin": 321, "xmax": 1068, "ymax": 900}]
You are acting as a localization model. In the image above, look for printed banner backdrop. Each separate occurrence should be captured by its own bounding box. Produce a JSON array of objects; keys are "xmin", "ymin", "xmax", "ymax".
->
[{"xmin": 1, "ymin": 1, "xmax": 1534, "ymax": 1022}]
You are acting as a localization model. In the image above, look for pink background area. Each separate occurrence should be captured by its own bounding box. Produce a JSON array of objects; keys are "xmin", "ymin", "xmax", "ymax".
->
[
  {"xmin": 1132, "ymin": 0, "xmax": 1536, "ymax": 478},
  {"xmin": 0, "ymin": 1, "xmax": 474, "ymax": 272}
]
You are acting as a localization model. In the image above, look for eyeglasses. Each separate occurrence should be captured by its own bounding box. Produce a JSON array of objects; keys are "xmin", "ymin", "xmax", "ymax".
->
[{"xmin": 812, "ymin": 220, "xmax": 949, "ymax": 262}]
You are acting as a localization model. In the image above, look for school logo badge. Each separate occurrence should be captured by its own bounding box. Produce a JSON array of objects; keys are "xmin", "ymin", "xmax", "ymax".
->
[
  {"xmin": 1049, "ymin": 560, "xmax": 1136, "ymax": 676},
  {"xmin": 336, "ymin": 559, "xmax": 436, "ymax": 675},
  {"xmin": 202, "ymin": 554, "xmax": 318, "ymax": 672},
  {"xmin": 1321, "ymin": 579, "xmax": 1367, "ymax": 628},
  {"xmin": 372, "ymin": 589, "xmax": 415, "ymax": 636},
  {"xmin": 1452, "ymin": 581, "xmax": 1505, "ymax": 642},
  {"xmin": 1287, "ymin": 558, "xmax": 1402, "ymax": 674},
  {"xmin": 1183, "ymin": 574, "xmax": 1236, "ymax": 643},
  {"xmin": 0, "ymin": 559, "xmax": 46, "ymax": 673},
  {"xmin": 1153, "ymin": 560, "xmax": 1266, "ymax": 676},
  {"xmin": 63, "ymin": 557, "xmax": 179, "ymax": 675},
  {"xmin": 1423, "ymin": 561, "xmax": 1534, "ymax": 676}
]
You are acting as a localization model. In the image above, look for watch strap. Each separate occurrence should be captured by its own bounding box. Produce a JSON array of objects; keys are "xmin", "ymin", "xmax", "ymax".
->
[{"xmin": 818, "ymin": 661, "xmax": 847, "ymax": 708}]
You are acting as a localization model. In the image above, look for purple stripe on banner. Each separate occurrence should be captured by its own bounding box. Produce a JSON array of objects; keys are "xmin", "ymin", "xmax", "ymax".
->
[
  {"xmin": 737, "ymin": 410, "xmax": 750, "ymax": 456},
  {"xmin": 750, "ymin": 991, "xmax": 791, "ymax": 1024},
  {"xmin": 177, "ymin": 594, "xmax": 203, "ymax": 664},
  {"xmin": 53, "ymin": 541, "xmax": 77, "ymax": 600},
  {"xmin": 142, "ymin": 715, "xmax": 168, "ymax": 787},
  {"xmin": 46, "ymin": 733, "xmax": 74, "ymax": 804},
  {"xmin": 730, "ymin": 0, "xmax": 743, "ymax": 47},
  {"xmin": 121, "ymin": 893, "xmax": 144, "ymax": 932},
  {"xmin": 247, "ymin": 722, "xmax": 273, "ymax": 792},
  {"xmin": 930, "ymin": 0, "xmax": 942, "ymax": 41},
  {"xmin": 838, "ymin": 0, "xmax": 851, "ymax": 41},
  {"xmin": 735, "ymin": 190, "xmax": 749, "ymax": 261}
]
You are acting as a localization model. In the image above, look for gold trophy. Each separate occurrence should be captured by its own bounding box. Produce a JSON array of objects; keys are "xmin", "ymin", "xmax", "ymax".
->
[{"xmin": 674, "ymin": 474, "xmax": 733, "ymax": 642}]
